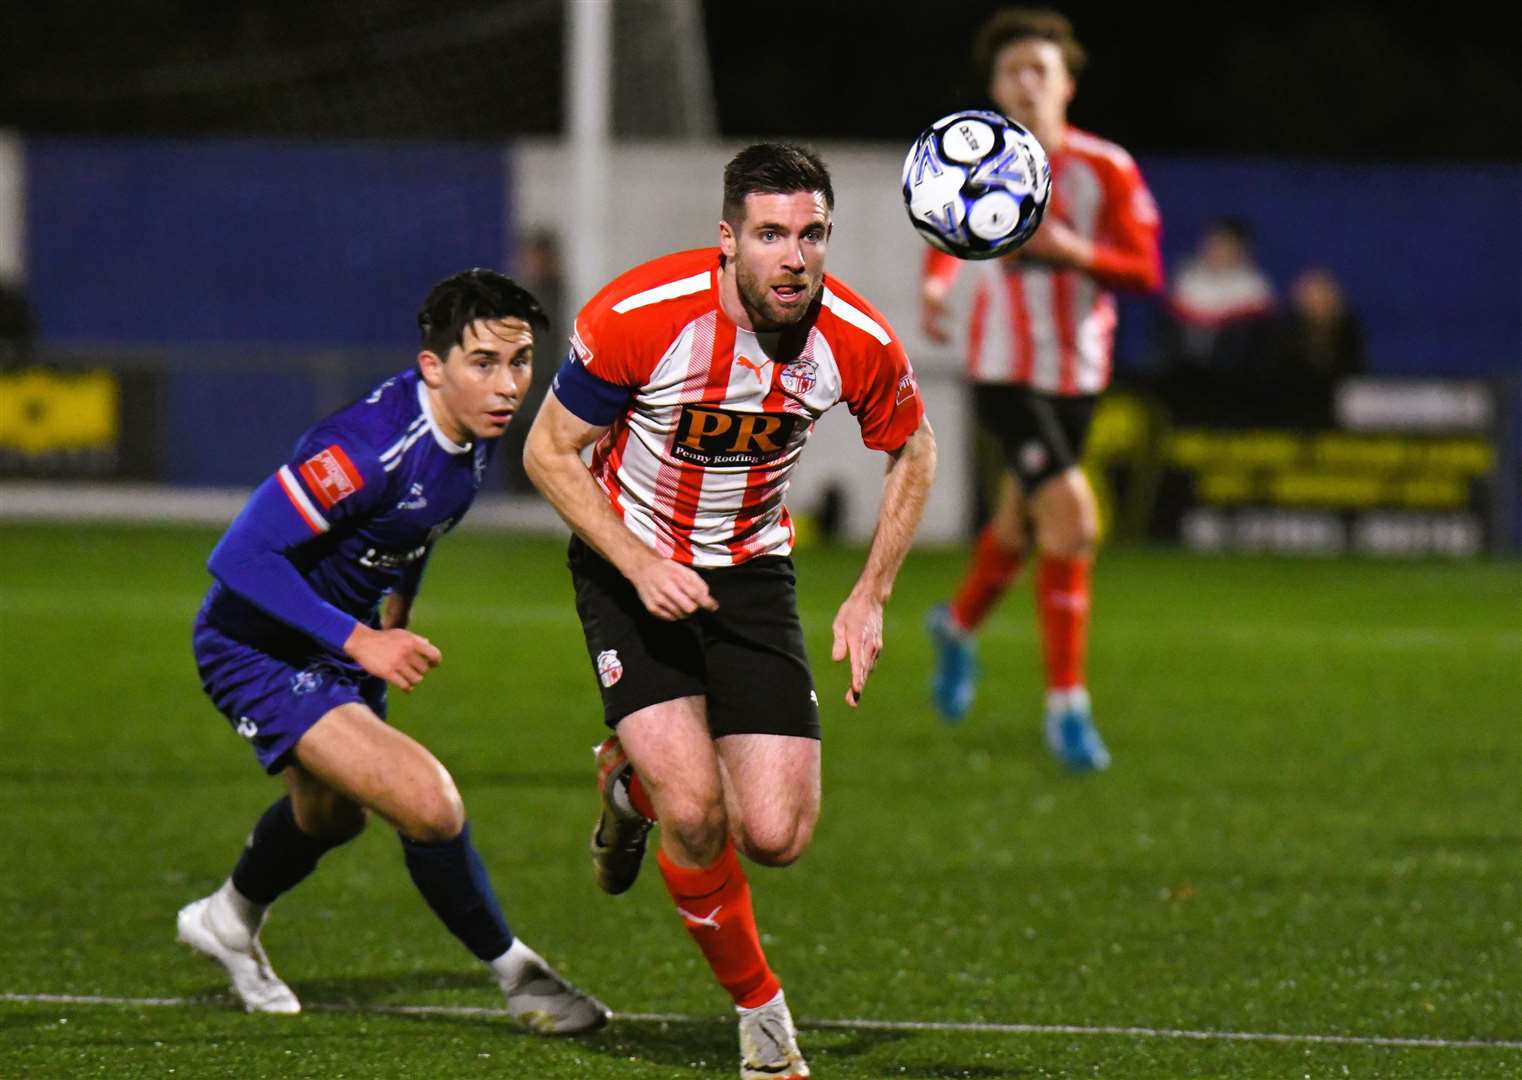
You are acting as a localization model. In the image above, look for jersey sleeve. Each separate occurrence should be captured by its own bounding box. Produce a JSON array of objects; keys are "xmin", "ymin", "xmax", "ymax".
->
[
  {"xmin": 550, "ymin": 291, "xmax": 670, "ymax": 425},
  {"xmin": 1087, "ymin": 159, "xmax": 1164, "ymax": 293},
  {"xmin": 551, "ymin": 350, "xmax": 635, "ymax": 426},
  {"xmin": 568, "ymin": 296, "xmax": 662, "ymax": 388},
  {"xmin": 842, "ymin": 334, "xmax": 925, "ymax": 453},
  {"xmin": 205, "ymin": 435, "xmax": 388, "ymax": 653}
]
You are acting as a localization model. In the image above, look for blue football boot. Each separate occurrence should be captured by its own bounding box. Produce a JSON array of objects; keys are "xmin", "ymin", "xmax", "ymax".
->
[
  {"xmin": 1044, "ymin": 689, "xmax": 1110, "ymax": 771},
  {"xmin": 927, "ymin": 602, "xmax": 978, "ymax": 722}
]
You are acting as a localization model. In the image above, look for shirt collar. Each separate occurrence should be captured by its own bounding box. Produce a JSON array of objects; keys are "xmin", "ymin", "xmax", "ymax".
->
[{"xmin": 415, "ymin": 377, "xmax": 471, "ymax": 455}]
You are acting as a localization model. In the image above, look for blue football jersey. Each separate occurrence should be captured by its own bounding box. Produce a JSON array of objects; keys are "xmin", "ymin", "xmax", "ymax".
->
[{"xmin": 200, "ymin": 368, "xmax": 493, "ymax": 654}]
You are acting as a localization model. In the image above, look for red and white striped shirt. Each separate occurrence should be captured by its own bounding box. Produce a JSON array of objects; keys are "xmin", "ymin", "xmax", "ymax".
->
[
  {"xmin": 925, "ymin": 125, "xmax": 1163, "ymax": 395},
  {"xmin": 572, "ymin": 248, "xmax": 923, "ymax": 568}
]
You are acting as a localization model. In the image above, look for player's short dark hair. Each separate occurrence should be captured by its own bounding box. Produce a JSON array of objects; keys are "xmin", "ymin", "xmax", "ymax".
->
[
  {"xmin": 417, "ymin": 269, "xmax": 547, "ymax": 358},
  {"xmin": 973, "ymin": 7, "xmax": 1088, "ymax": 87},
  {"xmin": 722, "ymin": 142, "xmax": 834, "ymax": 226}
]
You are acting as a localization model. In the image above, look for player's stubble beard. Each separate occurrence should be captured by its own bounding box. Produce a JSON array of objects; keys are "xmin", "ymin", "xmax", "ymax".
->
[{"xmin": 734, "ymin": 256, "xmax": 819, "ymax": 332}]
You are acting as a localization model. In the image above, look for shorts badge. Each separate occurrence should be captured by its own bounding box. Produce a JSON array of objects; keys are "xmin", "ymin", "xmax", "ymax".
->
[
  {"xmin": 1019, "ymin": 439, "xmax": 1049, "ymax": 476},
  {"xmin": 596, "ymin": 649, "xmax": 624, "ymax": 688},
  {"xmin": 291, "ymin": 667, "xmax": 324, "ymax": 696}
]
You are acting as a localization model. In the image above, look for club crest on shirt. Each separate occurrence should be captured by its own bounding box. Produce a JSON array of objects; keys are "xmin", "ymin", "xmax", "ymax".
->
[
  {"xmin": 596, "ymin": 649, "xmax": 623, "ymax": 688},
  {"xmin": 779, "ymin": 359, "xmax": 817, "ymax": 396}
]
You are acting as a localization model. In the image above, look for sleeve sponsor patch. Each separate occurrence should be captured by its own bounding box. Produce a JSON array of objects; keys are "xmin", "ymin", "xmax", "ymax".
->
[
  {"xmin": 298, "ymin": 444, "xmax": 364, "ymax": 510},
  {"xmin": 896, "ymin": 371, "xmax": 919, "ymax": 406},
  {"xmin": 569, "ymin": 321, "xmax": 593, "ymax": 364}
]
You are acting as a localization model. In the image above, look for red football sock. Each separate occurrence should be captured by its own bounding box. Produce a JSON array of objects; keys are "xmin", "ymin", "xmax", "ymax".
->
[
  {"xmin": 658, "ymin": 840, "xmax": 780, "ymax": 1009},
  {"xmin": 1036, "ymin": 554, "xmax": 1091, "ymax": 690},
  {"xmin": 948, "ymin": 524, "xmax": 1025, "ymax": 632},
  {"xmin": 627, "ymin": 771, "xmax": 656, "ymax": 821}
]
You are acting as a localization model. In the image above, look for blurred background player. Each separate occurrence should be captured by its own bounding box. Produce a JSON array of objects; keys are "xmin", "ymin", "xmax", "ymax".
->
[
  {"xmin": 178, "ymin": 270, "xmax": 607, "ymax": 1032},
  {"xmin": 525, "ymin": 143, "xmax": 936, "ymax": 1080},
  {"xmin": 922, "ymin": 8, "xmax": 1163, "ymax": 770}
]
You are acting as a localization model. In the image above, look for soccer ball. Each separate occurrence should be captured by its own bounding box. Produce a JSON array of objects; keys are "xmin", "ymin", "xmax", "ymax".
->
[{"xmin": 901, "ymin": 109, "xmax": 1050, "ymax": 260}]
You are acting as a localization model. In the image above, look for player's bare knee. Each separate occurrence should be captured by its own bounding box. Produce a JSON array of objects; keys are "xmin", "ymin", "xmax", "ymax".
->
[
  {"xmin": 738, "ymin": 816, "xmax": 813, "ymax": 867},
  {"xmin": 1042, "ymin": 520, "xmax": 1096, "ymax": 558},
  {"xmin": 741, "ymin": 835, "xmax": 808, "ymax": 868},
  {"xmin": 291, "ymin": 788, "xmax": 368, "ymax": 845},
  {"xmin": 1035, "ymin": 492, "xmax": 1096, "ymax": 557},
  {"xmin": 663, "ymin": 801, "xmax": 727, "ymax": 864},
  {"xmin": 400, "ymin": 781, "xmax": 467, "ymax": 843},
  {"xmin": 990, "ymin": 514, "xmax": 1027, "ymax": 558}
]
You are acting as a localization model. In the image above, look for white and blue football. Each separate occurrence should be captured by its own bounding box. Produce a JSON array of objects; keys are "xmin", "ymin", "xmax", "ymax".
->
[{"xmin": 902, "ymin": 109, "xmax": 1050, "ymax": 260}]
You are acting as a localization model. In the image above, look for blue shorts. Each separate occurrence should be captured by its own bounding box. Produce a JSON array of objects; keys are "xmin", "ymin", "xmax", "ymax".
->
[{"xmin": 192, "ymin": 612, "xmax": 386, "ymax": 774}]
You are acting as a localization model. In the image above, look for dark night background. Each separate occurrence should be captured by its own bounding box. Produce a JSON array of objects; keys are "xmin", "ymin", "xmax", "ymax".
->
[{"xmin": 2, "ymin": 1, "xmax": 1519, "ymax": 159}]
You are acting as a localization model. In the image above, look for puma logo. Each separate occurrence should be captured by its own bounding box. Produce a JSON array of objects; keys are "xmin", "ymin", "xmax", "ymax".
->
[
  {"xmin": 735, "ymin": 354, "xmax": 769, "ymax": 384},
  {"xmin": 1046, "ymin": 591, "xmax": 1089, "ymax": 612},
  {"xmin": 676, "ymin": 904, "xmax": 722, "ymax": 930}
]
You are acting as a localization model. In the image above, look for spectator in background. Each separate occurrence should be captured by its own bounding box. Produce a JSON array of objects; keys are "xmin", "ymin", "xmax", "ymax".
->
[
  {"xmin": 1266, "ymin": 266, "xmax": 1367, "ymax": 426},
  {"xmin": 516, "ymin": 226, "xmax": 565, "ymax": 332},
  {"xmin": 1161, "ymin": 216, "xmax": 1275, "ymax": 375}
]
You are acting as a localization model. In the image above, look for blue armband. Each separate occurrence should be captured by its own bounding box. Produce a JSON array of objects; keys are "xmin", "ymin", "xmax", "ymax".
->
[{"xmin": 551, "ymin": 353, "xmax": 633, "ymax": 427}]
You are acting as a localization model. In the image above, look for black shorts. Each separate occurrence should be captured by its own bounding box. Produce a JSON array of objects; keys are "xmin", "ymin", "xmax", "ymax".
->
[
  {"xmin": 568, "ymin": 537, "xmax": 821, "ymax": 740},
  {"xmin": 973, "ymin": 383, "xmax": 1098, "ymax": 494}
]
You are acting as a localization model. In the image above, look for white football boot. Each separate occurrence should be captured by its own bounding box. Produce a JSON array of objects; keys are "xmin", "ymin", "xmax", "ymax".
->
[
  {"xmin": 493, "ymin": 938, "xmax": 610, "ymax": 1034},
  {"xmin": 176, "ymin": 883, "xmax": 300, "ymax": 1014},
  {"xmin": 737, "ymin": 989, "xmax": 810, "ymax": 1079}
]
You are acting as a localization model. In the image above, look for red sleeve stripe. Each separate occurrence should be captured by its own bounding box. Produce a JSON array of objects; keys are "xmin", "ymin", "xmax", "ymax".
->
[{"xmin": 277, "ymin": 465, "xmax": 330, "ymax": 534}]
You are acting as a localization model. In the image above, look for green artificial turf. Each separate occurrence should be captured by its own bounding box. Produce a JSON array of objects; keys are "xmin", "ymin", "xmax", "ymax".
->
[{"xmin": 1, "ymin": 523, "xmax": 1518, "ymax": 1078}]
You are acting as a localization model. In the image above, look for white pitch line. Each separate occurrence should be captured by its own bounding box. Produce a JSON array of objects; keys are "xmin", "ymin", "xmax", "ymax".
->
[{"xmin": 2, "ymin": 993, "xmax": 1518, "ymax": 1052}]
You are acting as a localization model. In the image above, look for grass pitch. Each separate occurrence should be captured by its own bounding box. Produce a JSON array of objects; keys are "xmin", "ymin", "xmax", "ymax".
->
[{"xmin": 1, "ymin": 522, "xmax": 1518, "ymax": 1078}]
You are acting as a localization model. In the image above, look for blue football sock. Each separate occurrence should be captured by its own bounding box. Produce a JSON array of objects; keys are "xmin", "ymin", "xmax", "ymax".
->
[
  {"xmin": 231, "ymin": 795, "xmax": 344, "ymax": 905},
  {"xmin": 400, "ymin": 823, "xmax": 514, "ymax": 962}
]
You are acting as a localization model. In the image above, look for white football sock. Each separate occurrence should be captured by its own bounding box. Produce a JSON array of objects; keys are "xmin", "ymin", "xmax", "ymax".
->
[
  {"xmin": 1045, "ymin": 686, "xmax": 1090, "ymax": 714},
  {"xmin": 215, "ymin": 879, "xmax": 267, "ymax": 934}
]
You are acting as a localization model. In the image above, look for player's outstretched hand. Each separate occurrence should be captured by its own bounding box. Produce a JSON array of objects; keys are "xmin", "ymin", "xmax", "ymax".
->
[
  {"xmin": 921, "ymin": 278, "xmax": 952, "ymax": 345},
  {"xmin": 831, "ymin": 592, "xmax": 885, "ymax": 708},
  {"xmin": 629, "ymin": 557, "xmax": 718, "ymax": 621},
  {"xmin": 344, "ymin": 623, "xmax": 442, "ymax": 692},
  {"xmin": 1018, "ymin": 218, "xmax": 1092, "ymax": 270}
]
